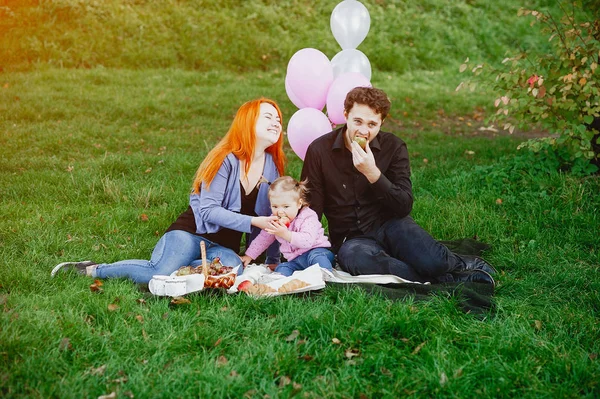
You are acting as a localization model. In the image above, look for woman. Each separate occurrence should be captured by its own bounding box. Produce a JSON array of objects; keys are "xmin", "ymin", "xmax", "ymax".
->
[{"xmin": 52, "ymin": 98, "xmax": 286, "ymax": 283}]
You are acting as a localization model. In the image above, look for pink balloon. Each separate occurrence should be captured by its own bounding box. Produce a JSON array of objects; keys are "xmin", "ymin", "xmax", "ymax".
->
[
  {"xmin": 326, "ymin": 72, "xmax": 371, "ymax": 125},
  {"xmin": 286, "ymin": 48, "xmax": 334, "ymax": 110},
  {"xmin": 287, "ymin": 108, "xmax": 333, "ymax": 160},
  {"xmin": 285, "ymin": 74, "xmax": 308, "ymax": 109}
]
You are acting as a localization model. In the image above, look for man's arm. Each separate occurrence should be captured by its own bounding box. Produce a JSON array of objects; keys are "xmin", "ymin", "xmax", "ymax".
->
[
  {"xmin": 351, "ymin": 139, "xmax": 413, "ymax": 218},
  {"xmin": 300, "ymin": 144, "xmax": 325, "ymax": 220},
  {"xmin": 369, "ymin": 142, "xmax": 413, "ymax": 218}
]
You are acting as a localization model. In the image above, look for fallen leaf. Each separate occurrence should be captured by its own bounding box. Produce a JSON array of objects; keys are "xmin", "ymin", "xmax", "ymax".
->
[
  {"xmin": 454, "ymin": 368, "xmax": 464, "ymax": 378},
  {"xmin": 142, "ymin": 329, "xmax": 149, "ymax": 341},
  {"xmin": 216, "ymin": 356, "xmax": 228, "ymax": 366},
  {"xmin": 136, "ymin": 298, "xmax": 147, "ymax": 306},
  {"xmin": 89, "ymin": 280, "xmax": 103, "ymax": 293},
  {"xmin": 98, "ymin": 392, "xmax": 116, "ymax": 399},
  {"xmin": 285, "ymin": 330, "xmax": 300, "ymax": 342},
  {"xmin": 345, "ymin": 349, "xmax": 360, "ymax": 359},
  {"xmin": 244, "ymin": 390, "xmax": 257, "ymax": 398},
  {"xmin": 214, "ymin": 337, "xmax": 222, "ymax": 347},
  {"xmin": 144, "ymin": 167, "xmax": 152, "ymax": 173},
  {"xmin": 496, "ymin": 198, "xmax": 503, "ymax": 205},
  {"xmin": 278, "ymin": 375, "xmax": 291, "ymax": 387},
  {"xmin": 123, "ymin": 391, "xmax": 134, "ymax": 398},
  {"xmin": 440, "ymin": 372, "xmax": 448, "ymax": 386},
  {"xmin": 423, "ymin": 158, "xmax": 429, "ymax": 164},
  {"xmin": 412, "ymin": 341, "xmax": 426, "ymax": 355},
  {"xmin": 89, "ymin": 364, "xmax": 107, "ymax": 376},
  {"xmin": 464, "ymin": 150, "xmax": 475, "ymax": 155},
  {"xmin": 139, "ymin": 214, "xmax": 149, "ymax": 222},
  {"xmin": 229, "ymin": 370, "xmax": 239, "ymax": 378},
  {"xmin": 135, "ymin": 315, "xmax": 144, "ymax": 323},
  {"xmin": 170, "ymin": 296, "xmax": 191, "ymax": 305},
  {"xmin": 299, "ymin": 354, "xmax": 313, "ymax": 361},
  {"xmin": 220, "ymin": 306, "xmax": 229, "ymax": 312},
  {"xmin": 331, "ymin": 337, "xmax": 341, "ymax": 345},
  {"xmin": 111, "ymin": 376, "xmax": 128, "ymax": 384},
  {"xmin": 534, "ymin": 320, "xmax": 542, "ymax": 330},
  {"xmin": 292, "ymin": 382, "xmax": 302, "ymax": 391},
  {"xmin": 162, "ymin": 312, "xmax": 169, "ymax": 319},
  {"xmin": 589, "ymin": 353, "xmax": 598, "ymax": 360},
  {"xmin": 107, "ymin": 303, "xmax": 119, "ymax": 312},
  {"xmin": 59, "ymin": 337, "xmax": 72, "ymax": 351},
  {"xmin": 380, "ymin": 367, "xmax": 392, "ymax": 376}
]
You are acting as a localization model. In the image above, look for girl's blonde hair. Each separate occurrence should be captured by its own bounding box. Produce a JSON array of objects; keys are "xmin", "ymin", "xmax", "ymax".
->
[
  {"xmin": 268, "ymin": 176, "xmax": 309, "ymax": 206},
  {"xmin": 192, "ymin": 98, "xmax": 286, "ymax": 193}
]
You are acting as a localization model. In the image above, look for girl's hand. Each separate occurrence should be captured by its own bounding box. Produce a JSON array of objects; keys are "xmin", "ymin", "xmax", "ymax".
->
[
  {"xmin": 240, "ymin": 255, "xmax": 253, "ymax": 267},
  {"xmin": 265, "ymin": 220, "xmax": 292, "ymax": 242},
  {"xmin": 251, "ymin": 215, "xmax": 279, "ymax": 230}
]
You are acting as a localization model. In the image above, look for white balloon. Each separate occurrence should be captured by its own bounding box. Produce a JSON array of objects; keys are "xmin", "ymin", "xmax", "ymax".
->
[
  {"xmin": 331, "ymin": 49, "xmax": 372, "ymax": 80},
  {"xmin": 330, "ymin": 0, "xmax": 371, "ymax": 50}
]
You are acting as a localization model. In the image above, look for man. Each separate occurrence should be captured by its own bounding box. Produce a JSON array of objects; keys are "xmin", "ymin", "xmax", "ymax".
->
[{"xmin": 301, "ymin": 87, "xmax": 496, "ymax": 285}]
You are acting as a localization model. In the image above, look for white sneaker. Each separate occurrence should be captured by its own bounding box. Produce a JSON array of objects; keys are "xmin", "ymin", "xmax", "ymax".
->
[{"xmin": 51, "ymin": 261, "xmax": 96, "ymax": 277}]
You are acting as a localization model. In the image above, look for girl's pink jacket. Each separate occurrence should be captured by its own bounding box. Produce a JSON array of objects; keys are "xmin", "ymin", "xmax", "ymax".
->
[{"xmin": 245, "ymin": 207, "xmax": 331, "ymax": 261}]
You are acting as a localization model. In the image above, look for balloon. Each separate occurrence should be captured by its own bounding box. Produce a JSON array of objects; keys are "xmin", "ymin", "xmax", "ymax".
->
[
  {"xmin": 331, "ymin": 48, "xmax": 372, "ymax": 80},
  {"xmin": 287, "ymin": 108, "xmax": 333, "ymax": 160},
  {"xmin": 330, "ymin": 0, "xmax": 371, "ymax": 50},
  {"xmin": 326, "ymin": 72, "xmax": 371, "ymax": 125},
  {"xmin": 285, "ymin": 75, "xmax": 308, "ymax": 109},
  {"xmin": 286, "ymin": 48, "xmax": 334, "ymax": 110}
]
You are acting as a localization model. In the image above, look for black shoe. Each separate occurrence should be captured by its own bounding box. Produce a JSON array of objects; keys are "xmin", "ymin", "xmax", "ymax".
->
[
  {"xmin": 455, "ymin": 255, "xmax": 497, "ymax": 275},
  {"xmin": 449, "ymin": 269, "xmax": 495, "ymax": 286},
  {"xmin": 51, "ymin": 261, "xmax": 97, "ymax": 277}
]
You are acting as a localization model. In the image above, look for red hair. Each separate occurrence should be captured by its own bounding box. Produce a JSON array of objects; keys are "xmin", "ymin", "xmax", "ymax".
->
[{"xmin": 192, "ymin": 98, "xmax": 286, "ymax": 193}]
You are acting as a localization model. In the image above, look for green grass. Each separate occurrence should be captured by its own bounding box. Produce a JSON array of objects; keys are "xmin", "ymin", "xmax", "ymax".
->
[
  {"xmin": 0, "ymin": 0, "xmax": 576, "ymax": 73},
  {"xmin": 1, "ymin": 0, "xmax": 600, "ymax": 396},
  {"xmin": 1, "ymin": 68, "xmax": 599, "ymax": 398}
]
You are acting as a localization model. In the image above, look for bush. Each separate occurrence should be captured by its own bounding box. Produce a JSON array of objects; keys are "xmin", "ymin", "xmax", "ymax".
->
[{"xmin": 458, "ymin": 1, "xmax": 600, "ymax": 175}]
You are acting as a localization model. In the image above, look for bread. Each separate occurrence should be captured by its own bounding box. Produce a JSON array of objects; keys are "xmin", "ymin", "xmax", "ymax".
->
[{"xmin": 278, "ymin": 279, "xmax": 310, "ymax": 293}]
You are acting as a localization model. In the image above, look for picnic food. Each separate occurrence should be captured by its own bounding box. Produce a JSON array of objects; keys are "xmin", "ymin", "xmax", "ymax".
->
[
  {"xmin": 245, "ymin": 283, "xmax": 277, "ymax": 295},
  {"xmin": 353, "ymin": 136, "xmax": 367, "ymax": 150},
  {"xmin": 204, "ymin": 273, "xmax": 236, "ymax": 289},
  {"xmin": 174, "ymin": 257, "xmax": 233, "ymax": 277},
  {"xmin": 237, "ymin": 280, "xmax": 253, "ymax": 292},
  {"xmin": 279, "ymin": 215, "xmax": 291, "ymax": 227},
  {"xmin": 278, "ymin": 279, "xmax": 310, "ymax": 293}
]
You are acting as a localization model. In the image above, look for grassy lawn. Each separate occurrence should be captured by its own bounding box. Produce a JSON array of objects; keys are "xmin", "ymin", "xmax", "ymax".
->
[{"xmin": 1, "ymin": 68, "xmax": 599, "ymax": 398}]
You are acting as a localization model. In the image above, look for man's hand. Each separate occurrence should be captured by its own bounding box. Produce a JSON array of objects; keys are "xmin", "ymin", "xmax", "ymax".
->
[
  {"xmin": 265, "ymin": 219, "xmax": 292, "ymax": 242},
  {"xmin": 240, "ymin": 255, "xmax": 253, "ymax": 267},
  {"xmin": 351, "ymin": 140, "xmax": 381, "ymax": 183}
]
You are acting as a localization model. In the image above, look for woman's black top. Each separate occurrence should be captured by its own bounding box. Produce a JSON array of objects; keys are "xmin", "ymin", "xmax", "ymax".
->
[{"xmin": 165, "ymin": 183, "xmax": 259, "ymax": 254}]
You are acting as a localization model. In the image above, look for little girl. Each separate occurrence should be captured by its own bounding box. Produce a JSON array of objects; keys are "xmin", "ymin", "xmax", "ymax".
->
[{"xmin": 240, "ymin": 176, "xmax": 334, "ymax": 276}]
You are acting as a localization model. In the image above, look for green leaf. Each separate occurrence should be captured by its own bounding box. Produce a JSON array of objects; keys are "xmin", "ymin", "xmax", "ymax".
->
[{"xmin": 583, "ymin": 115, "xmax": 594, "ymax": 124}]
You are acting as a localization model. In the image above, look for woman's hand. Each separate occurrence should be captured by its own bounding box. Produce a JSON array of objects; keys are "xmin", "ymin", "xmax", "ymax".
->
[
  {"xmin": 240, "ymin": 255, "xmax": 253, "ymax": 267},
  {"xmin": 251, "ymin": 215, "xmax": 279, "ymax": 230},
  {"xmin": 265, "ymin": 220, "xmax": 292, "ymax": 242}
]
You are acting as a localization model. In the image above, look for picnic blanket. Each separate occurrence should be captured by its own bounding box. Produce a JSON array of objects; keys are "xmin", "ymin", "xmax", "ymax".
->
[{"xmin": 148, "ymin": 237, "xmax": 495, "ymax": 314}]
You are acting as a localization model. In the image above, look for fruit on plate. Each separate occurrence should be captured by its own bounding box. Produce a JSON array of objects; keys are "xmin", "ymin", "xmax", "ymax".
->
[
  {"xmin": 353, "ymin": 136, "xmax": 367, "ymax": 150},
  {"xmin": 237, "ymin": 280, "xmax": 253, "ymax": 292}
]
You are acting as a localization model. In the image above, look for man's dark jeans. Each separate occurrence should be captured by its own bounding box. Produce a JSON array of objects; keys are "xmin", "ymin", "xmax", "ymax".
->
[{"xmin": 337, "ymin": 216, "xmax": 459, "ymax": 283}]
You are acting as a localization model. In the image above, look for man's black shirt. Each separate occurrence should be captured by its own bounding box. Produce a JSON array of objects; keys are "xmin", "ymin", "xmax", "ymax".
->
[{"xmin": 301, "ymin": 126, "xmax": 413, "ymax": 252}]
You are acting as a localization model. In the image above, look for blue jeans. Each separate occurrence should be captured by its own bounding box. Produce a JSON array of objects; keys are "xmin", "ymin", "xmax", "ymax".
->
[
  {"xmin": 337, "ymin": 216, "xmax": 459, "ymax": 283},
  {"xmin": 93, "ymin": 230, "xmax": 243, "ymax": 284},
  {"xmin": 275, "ymin": 247, "xmax": 335, "ymax": 277}
]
